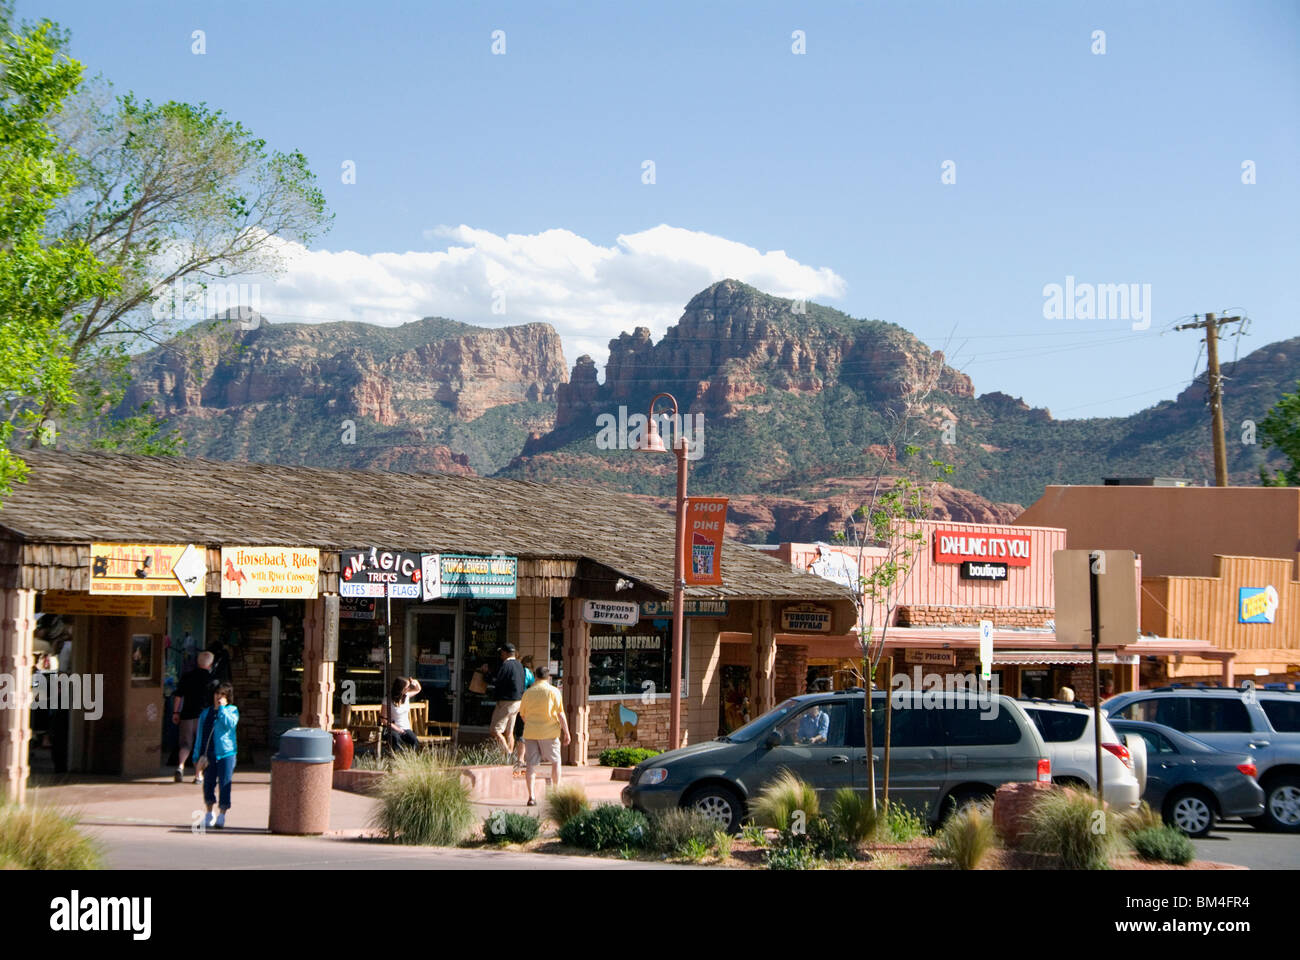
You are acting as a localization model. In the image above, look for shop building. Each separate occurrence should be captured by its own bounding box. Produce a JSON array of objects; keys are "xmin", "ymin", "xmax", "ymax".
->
[
  {"xmin": 1017, "ymin": 485, "xmax": 1300, "ymax": 684},
  {"xmin": 0, "ymin": 451, "xmax": 854, "ymax": 802},
  {"xmin": 758, "ymin": 518, "xmax": 1226, "ymax": 707}
]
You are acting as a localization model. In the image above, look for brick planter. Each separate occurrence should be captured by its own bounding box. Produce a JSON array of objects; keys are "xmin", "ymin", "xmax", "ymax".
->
[
  {"xmin": 333, "ymin": 769, "xmax": 386, "ymax": 796},
  {"xmin": 609, "ymin": 767, "xmax": 635, "ymax": 782},
  {"xmin": 992, "ymin": 781, "xmax": 1057, "ymax": 848}
]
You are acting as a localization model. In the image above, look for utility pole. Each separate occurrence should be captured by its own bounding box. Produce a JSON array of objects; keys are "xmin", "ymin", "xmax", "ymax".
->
[{"xmin": 1174, "ymin": 313, "xmax": 1245, "ymax": 486}]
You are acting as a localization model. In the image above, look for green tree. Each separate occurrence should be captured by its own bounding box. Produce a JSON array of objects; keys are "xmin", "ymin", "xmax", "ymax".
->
[
  {"xmin": 31, "ymin": 69, "xmax": 332, "ymax": 451},
  {"xmin": 1259, "ymin": 381, "xmax": 1300, "ymax": 486},
  {"xmin": 0, "ymin": 6, "xmax": 118, "ymax": 497}
]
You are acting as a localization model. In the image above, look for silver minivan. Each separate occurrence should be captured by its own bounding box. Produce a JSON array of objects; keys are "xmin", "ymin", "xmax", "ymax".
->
[{"xmin": 623, "ymin": 689, "xmax": 1052, "ymax": 831}]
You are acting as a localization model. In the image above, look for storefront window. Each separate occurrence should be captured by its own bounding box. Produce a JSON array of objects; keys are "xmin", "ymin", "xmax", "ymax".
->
[
  {"xmin": 588, "ymin": 619, "xmax": 680, "ymax": 698},
  {"xmin": 719, "ymin": 664, "xmax": 751, "ymax": 735},
  {"xmin": 461, "ymin": 601, "xmax": 509, "ymax": 727},
  {"xmin": 334, "ymin": 599, "xmax": 386, "ymax": 713},
  {"xmin": 549, "ymin": 597, "xmax": 564, "ymax": 680}
]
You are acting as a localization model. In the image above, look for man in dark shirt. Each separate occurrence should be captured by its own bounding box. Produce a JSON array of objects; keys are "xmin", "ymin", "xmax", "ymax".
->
[
  {"xmin": 172, "ymin": 651, "xmax": 216, "ymax": 782},
  {"xmin": 481, "ymin": 644, "xmax": 526, "ymax": 760}
]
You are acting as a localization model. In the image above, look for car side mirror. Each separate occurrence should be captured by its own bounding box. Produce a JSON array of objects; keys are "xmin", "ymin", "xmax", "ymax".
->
[{"xmin": 764, "ymin": 731, "xmax": 781, "ymax": 750}]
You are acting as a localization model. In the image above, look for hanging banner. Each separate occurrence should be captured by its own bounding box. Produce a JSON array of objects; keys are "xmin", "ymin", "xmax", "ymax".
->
[
  {"xmin": 89, "ymin": 543, "xmax": 205, "ymax": 597},
  {"xmin": 220, "ymin": 547, "xmax": 319, "ymax": 599},
  {"xmin": 339, "ymin": 548, "xmax": 423, "ymax": 599},
  {"xmin": 434, "ymin": 554, "xmax": 518, "ymax": 600},
  {"xmin": 685, "ymin": 497, "xmax": 728, "ymax": 586}
]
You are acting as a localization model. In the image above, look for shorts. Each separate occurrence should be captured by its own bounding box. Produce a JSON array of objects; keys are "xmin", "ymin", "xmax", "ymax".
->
[
  {"xmin": 490, "ymin": 699, "xmax": 521, "ymax": 736},
  {"xmin": 525, "ymin": 738, "xmax": 561, "ymax": 769}
]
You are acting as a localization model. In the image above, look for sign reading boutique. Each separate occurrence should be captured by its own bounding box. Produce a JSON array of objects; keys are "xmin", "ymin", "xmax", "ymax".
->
[{"xmin": 340, "ymin": 548, "xmax": 423, "ymax": 598}]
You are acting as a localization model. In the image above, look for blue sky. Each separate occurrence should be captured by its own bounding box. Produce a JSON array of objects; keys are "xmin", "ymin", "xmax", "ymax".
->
[{"xmin": 27, "ymin": 0, "xmax": 1300, "ymax": 419}]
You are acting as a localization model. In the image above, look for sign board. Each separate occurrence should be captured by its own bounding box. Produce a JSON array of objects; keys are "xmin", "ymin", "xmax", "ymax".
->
[
  {"xmin": 420, "ymin": 554, "xmax": 441, "ymax": 601},
  {"xmin": 934, "ymin": 530, "xmax": 1031, "ymax": 567},
  {"xmin": 1238, "ymin": 586, "xmax": 1279, "ymax": 624},
  {"xmin": 781, "ymin": 603, "xmax": 833, "ymax": 633},
  {"xmin": 42, "ymin": 590, "xmax": 155, "ymax": 618},
  {"xmin": 961, "ymin": 561, "xmax": 1008, "ymax": 582},
  {"xmin": 685, "ymin": 497, "xmax": 727, "ymax": 586},
  {"xmin": 322, "ymin": 595, "xmax": 340, "ymax": 661},
  {"xmin": 340, "ymin": 597, "xmax": 376, "ymax": 620},
  {"xmin": 90, "ymin": 543, "xmax": 205, "ymax": 597},
  {"xmin": 1052, "ymin": 549, "xmax": 1138, "ymax": 646},
  {"xmin": 806, "ymin": 543, "xmax": 859, "ymax": 590},
  {"xmin": 904, "ymin": 649, "xmax": 956, "ymax": 666},
  {"xmin": 640, "ymin": 599, "xmax": 728, "ymax": 618},
  {"xmin": 220, "ymin": 547, "xmax": 319, "ymax": 599},
  {"xmin": 979, "ymin": 620, "xmax": 993, "ymax": 681},
  {"xmin": 582, "ymin": 599, "xmax": 640, "ymax": 626},
  {"xmin": 431, "ymin": 554, "xmax": 518, "ymax": 600},
  {"xmin": 340, "ymin": 548, "xmax": 423, "ymax": 598}
]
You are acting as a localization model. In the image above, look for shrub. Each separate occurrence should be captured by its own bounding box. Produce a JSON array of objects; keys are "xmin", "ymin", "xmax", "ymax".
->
[
  {"xmin": 1129, "ymin": 825, "xmax": 1195, "ymax": 866},
  {"xmin": 558, "ymin": 804, "xmax": 649, "ymax": 851},
  {"xmin": 933, "ymin": 802, "xmax": 996, "ymax": 870},
  {"xmin": 0, "ymin": 802, "xmax": 101, "ymax": 870},
  {"xmin": 713, "ymin": 829, "xmax": 733, "ymax": 861},
  {"xmin": 749, "ymin": 770, "xmax": 819, "ymax": 832},
  {"xmin": 1119, "ymin": 802, "xmax": 1163, "ymax": 838},
  {"xmin": 680, "ymin": 837, "xmax": 711, "ymax": 862},
  {"xmin": 647, "ymin": 807, "xmax": 718, "ymax": 855},
  {"xmin": 764, "ymin": 835, "xmax": 822, "ymax": 870},
  {"xmin": 483, "ymin": 810, "xmax": 541, "ymax": 844},
  {"xmin": 877, "ymin": 802, "xmax": 927, "ymax": 842},
  {"xmin": 544, "ymin": 782, "xmax": 590, "ymax": 828},
  {"xmin": 369, "ymin": 751, "xmax": 476, "ymax": 846},
  {"xmin": 453, "ymin": 742, "xmax": 511, "ymax": 767},
  {"xmin": 598, "ymin": 747, "xmax": 662, "ymax": 767},
  {"xmin": 830, "ymin": 788, "xmax": 877, "ymax": 849},
  {"xmin": 739, "ymin": 823, "xmax": 769, "ymax": 847},
  {"xmin": 1024, "ymin": 789, "xmax": 1120, "ymax": 870}
]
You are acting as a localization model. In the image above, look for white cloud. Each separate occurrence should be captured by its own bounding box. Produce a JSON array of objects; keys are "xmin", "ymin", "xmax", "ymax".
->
[{"xmin": 246, "ymin": 224, "xmax": 846, "ymax": 378}]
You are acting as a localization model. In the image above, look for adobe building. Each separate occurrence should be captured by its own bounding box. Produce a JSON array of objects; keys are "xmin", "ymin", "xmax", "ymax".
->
[
  {"xmin": 1017, "ymin": 484, "xmax": 1300, "ymax": 684},
  {"xmin": 0, "ymin": 450, "xmax": 855, "ymax": 803},
  {"xmin": 758, "ymin": 519, "xmax": 1226, "ymax": 709}
]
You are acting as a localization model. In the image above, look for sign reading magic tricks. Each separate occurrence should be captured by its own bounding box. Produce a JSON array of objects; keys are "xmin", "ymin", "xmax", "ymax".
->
[{"xmin": 340, "ymin": 548, "xmax": 423, "ymax": 598}]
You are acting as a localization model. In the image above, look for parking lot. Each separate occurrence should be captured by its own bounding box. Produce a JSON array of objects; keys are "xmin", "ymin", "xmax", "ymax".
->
[{"xmin": 1194, "ymin": 822, "xmax": 1300, "ymax": 870}]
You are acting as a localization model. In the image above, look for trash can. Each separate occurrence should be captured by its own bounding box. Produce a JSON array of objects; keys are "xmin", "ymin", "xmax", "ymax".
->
[{"xmin": 269, "ymin": 727, "xmax": 335, "ymax": 835}]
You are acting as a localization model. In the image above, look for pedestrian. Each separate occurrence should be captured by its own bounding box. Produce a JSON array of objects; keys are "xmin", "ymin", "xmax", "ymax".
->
[
  {"xmin": 195, "ymin": 683, "xmax": 239, "ymax": 829},
  {"xmin": 512, "ymin": 656, "xmax": 537, "ymax": 765},
  {"xmin": 173, "ymin": 650, "xmax": 216, "ymax": 783},
  {"xmin": 479, "ymin": 643, "xmax": 526, "ymax": 762},
  {"xmin": 1057, "ymin": 685, "xmax": 1075, "ymax": 702},
  {"xmin": 382, "ymin": 677, "xmax": 422, "ymax": 753},
  {"xmin": 518, "ymin": 665, "xmax": 570, "ymax": 807}
]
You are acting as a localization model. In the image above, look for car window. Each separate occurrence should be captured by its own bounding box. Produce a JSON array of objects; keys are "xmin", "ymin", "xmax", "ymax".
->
[
  {"xmin": 1185, "ymin": 697, "xmax": 1252, "ymax": 733},
  {"xmin": 1134, "ymin": 730, "xmax": 1176, "ymax": 754},
  {"xmin": 871, "ymin": 702, "xmax": 944, "ymax": 747},
  {"xmin": 774, "ymin": 702, "xmax": 850, "ymax": 748},
  {"xmin": 944, "ymin": 706, "xmax": 1022, "ymax": 747},
  {"xmin": 1026, "ymin": 709, "xmax": 1088, "ymax": 742},
  {"xmin": 725, "ymin": 698, "xmax": 800, "ymax": 743},
  {"xmin": 1261, "ymin": 699, "xmax": 1300, "ymax": 733}
]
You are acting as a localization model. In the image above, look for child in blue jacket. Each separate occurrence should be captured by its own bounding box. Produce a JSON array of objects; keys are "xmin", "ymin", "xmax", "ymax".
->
[{"xmin": 195, "ymin": 683, "xmax": 239, "ymax": 829}]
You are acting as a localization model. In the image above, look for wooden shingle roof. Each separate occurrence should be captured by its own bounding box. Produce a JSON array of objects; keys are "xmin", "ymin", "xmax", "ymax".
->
[{"xmin": 0, "ymin": 450, "xmax": 852, "ymax": 602}]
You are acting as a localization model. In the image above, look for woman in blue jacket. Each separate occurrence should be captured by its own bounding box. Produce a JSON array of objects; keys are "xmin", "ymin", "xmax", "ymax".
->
[{"xmin": 195, "ymin": 683, "xmax": 239, "ymax": 829}]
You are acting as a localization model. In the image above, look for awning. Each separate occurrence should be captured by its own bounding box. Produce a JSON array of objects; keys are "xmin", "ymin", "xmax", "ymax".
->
[{"xmin": 994, "ymin": 650, "xmax": 1128, "ymax": 666}]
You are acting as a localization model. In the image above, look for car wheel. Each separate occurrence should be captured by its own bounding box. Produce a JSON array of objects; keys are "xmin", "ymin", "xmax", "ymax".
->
[
  {"xmin": 1260, "ymin": 775, "xmax": 1300, "ymax": 833},
  {"xmin": 943, "ymin": 787, "xmax": 994, "ymax": 823},
  {"xmin": 684, "ymin": 784, "xmax": 743, "ymax": 834},
  {"xmin": 1164, "ymin": 789, "xmax": 1215, "ymax": 838}
]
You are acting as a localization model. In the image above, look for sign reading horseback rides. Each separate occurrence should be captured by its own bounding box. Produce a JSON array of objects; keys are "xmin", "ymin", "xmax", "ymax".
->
[
  {"xmin": 90, "ymin": 543, "xmax": 207, "ymax": 597},
  {"xmin": 685, "ymin": 497, "xmax": 727, "ymax": 586},
  {"xmin": 220, "ymin": 547, "xmax": 319, "ymax": 599},
  {"xmin": 420, "ymin": 553, "xmax": 518, "ymax": 601}
]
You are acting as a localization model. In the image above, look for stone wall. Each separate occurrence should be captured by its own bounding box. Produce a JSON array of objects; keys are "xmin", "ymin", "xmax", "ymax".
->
[
  {"xmin": 774, "ymin": 644, "xmax": 808, "ymax": 701},
  {"xmin": 586, "ymin": 697, "xmax": 686, "ymax": 755},
  {"xmin": 896, "ymin": 605, "xmax": 1052, "ymax": 628}
]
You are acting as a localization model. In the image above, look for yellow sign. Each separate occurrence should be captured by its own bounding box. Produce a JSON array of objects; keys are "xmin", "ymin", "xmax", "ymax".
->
[
  {"xmin": 220, "ymin": 547, "xmax": 319, "ymax": 599},
  {"xmin": 89, "ymin": 543, "xmax": 196, "ymax": 596},
  {"xmin": 42, "ymin": 590, "xmax": 156, "ymax": 618}
]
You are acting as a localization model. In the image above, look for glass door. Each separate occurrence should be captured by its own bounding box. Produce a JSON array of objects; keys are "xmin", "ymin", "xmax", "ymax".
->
[
  {"xmin": 461, "ymin": 600, "xmax": 509, "ymax": 729},
  {"xmin": 406, "ymin": 605, "xmax": 460, "ymax": 723}
]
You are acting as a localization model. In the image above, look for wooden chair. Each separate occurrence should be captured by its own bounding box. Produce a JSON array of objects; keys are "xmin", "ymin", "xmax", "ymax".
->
[
  {"xmin": 340, "ymin": 704, "xmax": 383, "ymax": 753},
  {"xmin": 409, "ymin": 701, "xmax": 460, "ymax": 751}
]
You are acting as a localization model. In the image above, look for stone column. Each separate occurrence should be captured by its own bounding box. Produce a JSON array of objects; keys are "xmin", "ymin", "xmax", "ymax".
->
[
  {"xmin": 299, "ymin": 595, "xmax": 337, "ymax": 730},
  {"xmin": 0, "ymin": 588, "xmax": 36, "ymax": 804},
  {"xmin": 751, "ymin": 600, "xmax": 776, "ymax": 715},
  {"xmin": 562, "ymin": 598, "xmax": 590, "ymax": 765}
]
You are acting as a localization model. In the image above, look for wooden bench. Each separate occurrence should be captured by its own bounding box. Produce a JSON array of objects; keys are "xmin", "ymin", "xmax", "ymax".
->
[{"xmin": 341, "ymin": 702, "xmax": 459, "ymax": 753}]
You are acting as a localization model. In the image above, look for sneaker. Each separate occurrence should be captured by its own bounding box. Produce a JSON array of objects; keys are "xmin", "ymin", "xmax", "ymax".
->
[
  {"xmin": 526, "ymin": 799, "xmax": 537, "ymax": 807},
  {"xmin": 215, "ymin": 813, "xmax": 226, "ymax": 829},
  {"xmin": 203, "ymin": 812, "xmax": 215, "ymax": 829},
  {"xmin": 174, "ymin": 770, "xmax": 183, "ymax": 783}
]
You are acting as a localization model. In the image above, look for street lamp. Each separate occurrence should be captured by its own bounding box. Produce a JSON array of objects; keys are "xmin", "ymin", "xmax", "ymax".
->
[{"xmin": 641, "ymin": 392, "xmax": 688, "ymax": 750}]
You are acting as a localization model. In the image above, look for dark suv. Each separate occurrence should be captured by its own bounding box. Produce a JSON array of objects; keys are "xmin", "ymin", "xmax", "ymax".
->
[
  {"xmin": 1103, "ymin": 686, "xmax": 1300, "ymax": 832},
  {"xmin": 622, "ymin": 690, "xmax": 1051, "ymax": 832}
]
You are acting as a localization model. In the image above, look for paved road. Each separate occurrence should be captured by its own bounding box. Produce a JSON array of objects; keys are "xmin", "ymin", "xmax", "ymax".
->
[
  {"xmin": 1194, "ymin": 821, "xmax": 1300, "ymax": 870},
  {"xmin": 89, "ymin": 823, "xmax": 684, "ymax": 870}
]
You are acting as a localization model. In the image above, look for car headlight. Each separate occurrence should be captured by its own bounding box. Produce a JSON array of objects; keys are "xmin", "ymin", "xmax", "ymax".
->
[{"xmin": 641, "ymin": 768, "xmax": 668, "ymax": 786}]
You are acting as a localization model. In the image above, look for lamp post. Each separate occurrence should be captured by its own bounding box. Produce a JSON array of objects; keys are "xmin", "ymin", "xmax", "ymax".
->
[{"xmin": 641, "ymin": 392, "xmax": 688, "ymax": 750}]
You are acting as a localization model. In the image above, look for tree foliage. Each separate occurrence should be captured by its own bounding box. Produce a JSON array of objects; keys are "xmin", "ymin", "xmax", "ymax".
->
[{"xmin": 1259, "ymin": 380, "xmax": 1300, "ymax": 486}]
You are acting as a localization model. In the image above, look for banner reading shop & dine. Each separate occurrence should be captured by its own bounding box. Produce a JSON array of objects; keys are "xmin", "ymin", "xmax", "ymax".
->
[{"xmin": 685, "ymin": 497, "xmax": 727, "ymax": 586}]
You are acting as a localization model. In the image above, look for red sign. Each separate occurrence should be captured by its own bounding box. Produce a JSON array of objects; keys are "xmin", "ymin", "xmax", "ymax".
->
[
  {"xmin": 685, "ymin": 497, "xmax": 727, "ymax": 586},
  {"xmin": 933, "ymin": 530, "xmax": 1031, "ymax": 567}
]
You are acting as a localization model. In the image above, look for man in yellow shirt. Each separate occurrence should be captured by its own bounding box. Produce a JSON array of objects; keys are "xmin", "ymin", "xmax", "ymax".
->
[{"xmin": 518, "ymin": 665, "xmax": 571, "ymax": 806}]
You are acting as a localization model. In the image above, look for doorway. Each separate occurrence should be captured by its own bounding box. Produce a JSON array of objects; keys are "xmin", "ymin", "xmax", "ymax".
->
[{"xmin": 406, "ymin": 605, "xmax": 461, "ymax": 724}]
